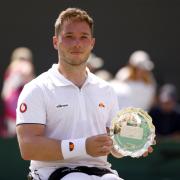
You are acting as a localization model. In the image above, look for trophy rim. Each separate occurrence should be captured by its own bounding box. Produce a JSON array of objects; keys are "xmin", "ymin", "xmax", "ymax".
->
[{"xmin": 110, "ymin": 107, "xmax": 155, "ymax": 157}]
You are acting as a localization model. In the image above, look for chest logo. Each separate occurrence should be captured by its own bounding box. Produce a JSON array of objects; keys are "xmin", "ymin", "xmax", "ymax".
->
[
  {"xmin": 99, "ymin": 102, "xmax": 105, "ymax": 108},
  {"xmin": 56, "ymin": 104, "xmax": 68, "ymax": 108}
]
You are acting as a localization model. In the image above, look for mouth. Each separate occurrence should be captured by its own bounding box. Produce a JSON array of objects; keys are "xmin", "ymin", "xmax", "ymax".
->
[{"xmin": 70, "ymin": 52, "xmax": 83, "ymax": 54}]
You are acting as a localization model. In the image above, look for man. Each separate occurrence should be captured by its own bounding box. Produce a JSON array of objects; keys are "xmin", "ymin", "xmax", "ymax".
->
[{"xmin": 16, "ymin": 8, "xmax": 152, "ymax": 180}]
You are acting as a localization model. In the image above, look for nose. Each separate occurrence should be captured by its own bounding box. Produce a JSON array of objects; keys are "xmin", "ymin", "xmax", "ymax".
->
[{"xmin": 73, "ymin": 38, "xmax": 81, "ymax": 47}]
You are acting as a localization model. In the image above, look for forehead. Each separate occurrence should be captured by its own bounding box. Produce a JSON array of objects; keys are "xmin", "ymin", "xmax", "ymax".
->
[{"xmin": 61, "ymin": 20, "xmax": 91, "ymax": 35}]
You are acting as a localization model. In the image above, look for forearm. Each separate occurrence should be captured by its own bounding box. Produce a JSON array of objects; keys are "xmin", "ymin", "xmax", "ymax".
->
[
  {"xmin": 16, "ymin": 124, "xmax": 63, "ymax": 161},
  {"xmin": 17, "ymin": 134, "xmax": 63, "ymax": 161},
  {"xmin": 16, "ymin": 124, "xmax": 113, "ymax": 161}
]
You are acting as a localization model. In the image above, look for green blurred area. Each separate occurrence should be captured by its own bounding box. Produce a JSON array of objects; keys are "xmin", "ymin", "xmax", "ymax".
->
[
  {"xmin": 109, "ymin": 138, "xmax": 180, "ymax": 180},
  {"xmin": 0, "ymin": 137, "xmax": 29, "ymax": 180},
  {"xmin": 0, "ymin": 138, "xmax": 180, "ymax": 180}
]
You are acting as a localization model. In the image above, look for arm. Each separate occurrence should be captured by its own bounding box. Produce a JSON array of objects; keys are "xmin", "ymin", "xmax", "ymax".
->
[
  {"xmin": 16, "ymin": 124, "xmax": 113, "ymax": 161},
  {"xmin": 16, "ymin": 82, "xmax": 62, "ymax": 161},
  {"xmin": 16, "ymin": 124, "xmax": 63, "ymax": 161}
]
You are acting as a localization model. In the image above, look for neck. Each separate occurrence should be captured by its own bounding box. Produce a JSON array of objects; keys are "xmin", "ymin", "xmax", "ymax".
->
[{"xmin": 58, "ymin": 62, "xmax": 87, "ymax": 88}]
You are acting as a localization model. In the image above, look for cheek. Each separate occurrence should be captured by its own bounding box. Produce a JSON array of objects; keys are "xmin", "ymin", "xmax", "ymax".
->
[
  {"xmin": 60, "ymin": 37, "xmax": 93, "ymax": 49},
  {"xmin": 59, "ymin": 42, "xmax": 72, "ymax": 52},
  {"xmin": 60, "ymin": 37, "xmax": 73, "ymax": 47},
  {"xmin": 83, "ymin": 39, "xmax": 93, "ymax": 46},
  {"xmin": 61, "ymin": 41, "xmax": 70, "ymax": 47}
]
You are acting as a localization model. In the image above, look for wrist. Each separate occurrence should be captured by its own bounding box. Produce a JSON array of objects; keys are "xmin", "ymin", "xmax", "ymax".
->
[{"xmin": 61, "ymin": 137, "xmax": 87, "ymax": 159}]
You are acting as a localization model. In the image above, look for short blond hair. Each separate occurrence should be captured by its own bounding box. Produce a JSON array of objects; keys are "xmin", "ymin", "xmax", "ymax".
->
[{"xmin": 54, "ymin": 8, "xmax": 94, "ymax": 36}]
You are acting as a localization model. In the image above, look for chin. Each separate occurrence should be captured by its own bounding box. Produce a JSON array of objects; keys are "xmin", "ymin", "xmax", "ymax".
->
[
  {"xmin": 69, "ymin": 57, "xmax": 88, "ymax": 65},
  {"xmin": 71, "ymin": 60, "xmax": 87, "ymax": 66}
]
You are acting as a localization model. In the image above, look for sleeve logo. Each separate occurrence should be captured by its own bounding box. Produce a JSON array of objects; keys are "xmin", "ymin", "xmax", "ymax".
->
[
  {"xmin": 69, "ymin": 142, "xmax": 74, "ymax": 151},
  {"xmin": 20, "ymin": 103, "xmax": 27, "ymax": 113}
]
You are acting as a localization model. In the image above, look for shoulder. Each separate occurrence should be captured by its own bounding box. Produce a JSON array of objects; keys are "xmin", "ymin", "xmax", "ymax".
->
[
  {"xmin": 89, "ymin": 72, "xmax": 117, "ymax": 95},
  {"xmin": 20, "ymin": 71, "xmax": 49, "ymax": 97},
  {"xmin": 25, "ymin": 72, "xmax": 47, "ymax": 87},
  {"xmin": 90, "ymin": 72, "xmax": 111, "ymax": 87}
]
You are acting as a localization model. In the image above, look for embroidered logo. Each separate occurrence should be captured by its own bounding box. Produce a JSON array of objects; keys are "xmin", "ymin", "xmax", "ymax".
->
[
  {"xmin": 99, "ymin": 102, "xmax": 105, "ymax": 108},
  {"xmin": 69, "ymin": 142, "xmax": 74, "ymax": 151},
  {"xmin": 56, "ymin": 104, "xmax": 68, "ymax": 108},
  {"xmin": 20, "ymin": 103, "xmax": 27, "ymax": 113}
]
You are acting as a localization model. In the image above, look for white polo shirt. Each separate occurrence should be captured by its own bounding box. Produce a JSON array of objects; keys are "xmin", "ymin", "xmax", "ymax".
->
[{"xmin": 16, "ymin": 64, "xmax": 119, "ymax": 170}]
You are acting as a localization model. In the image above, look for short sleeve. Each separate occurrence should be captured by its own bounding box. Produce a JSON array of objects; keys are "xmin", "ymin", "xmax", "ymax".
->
[{"xmin": 16, "ymin": 81, "xmax": 46, "ymax": 125}]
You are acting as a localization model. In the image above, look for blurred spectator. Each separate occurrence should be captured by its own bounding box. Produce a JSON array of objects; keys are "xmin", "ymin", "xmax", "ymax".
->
[
  {"xmin": 94, "ymin": 69, "xmax": 113, "ymax": 81},
  {"xmin": 1, "ymin": 47, "xmax": 35, "ymax": 137},
  {"xmin": 111, "ymin": 50, "xmax": 156, "ymax": 111},
  {"xmin": 87, "ymin": 53, "xmax": 113, "ymax": 81},
  {"xmin": 87, "ymin": 53, "xmax": 104, "ymax": 73},
  {"xmin": 149, "ymin": 84, "xmax": 180, "ymax": 138},
  {"xmin": 0, "ymin": 96, "xmax": 6, "ymax": 137}
]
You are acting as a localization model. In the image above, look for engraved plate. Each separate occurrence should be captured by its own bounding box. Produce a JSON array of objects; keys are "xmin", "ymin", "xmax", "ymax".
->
[
  {"xmin": 110, "ymin": 107, "xmax": 155, "ymax": 158},
  {"xmin": 120, "ymin": 125, "xmax": 143, "ymax": 140}
]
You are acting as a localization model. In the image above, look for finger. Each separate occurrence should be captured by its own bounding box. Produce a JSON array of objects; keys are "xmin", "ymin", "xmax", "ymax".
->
[
  {"xmin": 96, "ymin": 146, "xmax": 109, "ymax": 153},
  {"xmin": 148, "ymin": 146, "xmax": 153, "ymax": 153},
  {"xmin": 98, "ymin": 145, "xmax": 112, "ymax": 155},
  {"xmin": 98, "ymin": 149, "xmax": 111, "ymax": 156},
  {"xmin": 143, "ymin": 151, "xmax": 148, "ymax": 157},
  {"xmin": 104, "ymin": 140, "xmax": 113, "ymax": 146},
  {"xmin": 97, "ymin": 140, "xmax": 113, "ymax": 148}
]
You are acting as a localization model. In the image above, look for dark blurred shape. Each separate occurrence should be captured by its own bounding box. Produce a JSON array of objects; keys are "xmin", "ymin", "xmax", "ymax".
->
[{"xmin": 149, "ymin": 83, "xmax": 180, "ymax": 138}]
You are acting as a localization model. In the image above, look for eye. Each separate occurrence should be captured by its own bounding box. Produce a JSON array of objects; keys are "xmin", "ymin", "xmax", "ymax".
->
[
  {"xmin": 81, "ymin": 35, "xmax": 88, "ymax": 39},
  {"xmin": 65, "ymin": 35, "xmax": 73, "ymax": 38}
]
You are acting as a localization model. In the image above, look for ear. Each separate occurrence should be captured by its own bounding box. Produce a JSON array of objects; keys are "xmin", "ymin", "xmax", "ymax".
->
[
  {"xmin": 91, "ymin": 38, "xmax": 95, "ymax": 50},
  {"xmin": 53, "ymin": 36, "xmax": 58, "ymax": 50}
]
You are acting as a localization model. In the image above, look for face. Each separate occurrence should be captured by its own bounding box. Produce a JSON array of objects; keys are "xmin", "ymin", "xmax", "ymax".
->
[
  {"xmin": 136, "ymin": 68, "xmax": 148, "ymax": 79},
  {"xmin": 160, "ymin": 100, "xmax": 176, "ymax": 112},
  {"xmin": 53, "ymin": 20, "xmax": 95, "ymax": 66}
]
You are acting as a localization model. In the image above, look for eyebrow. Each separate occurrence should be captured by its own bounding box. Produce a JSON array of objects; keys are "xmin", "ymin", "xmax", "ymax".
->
[{"xmin": 64, "ymin": 32, "xmax": 91, "ymax": 36}]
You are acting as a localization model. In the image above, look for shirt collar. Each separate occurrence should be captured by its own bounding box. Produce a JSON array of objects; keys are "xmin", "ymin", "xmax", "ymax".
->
[
  {"xmin": 48, "ymin": 64, "xmax": 72, "ymax": 86},
  {"xmin": 48, "ymin": 64, "xmax": 98, "ymax": 87},
  {"xmin": 84, "ymin": 68, "xmax": 99, "ymax": 85}
]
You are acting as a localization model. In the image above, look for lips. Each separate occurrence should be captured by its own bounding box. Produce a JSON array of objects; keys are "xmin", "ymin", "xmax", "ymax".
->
[
  {"xmin": 70, "ymin": 51, "xmax": 83, "ymax": 55},
  {"xmin": 71, "ymin": 51, "xmax": 82, "ymax": 54}
]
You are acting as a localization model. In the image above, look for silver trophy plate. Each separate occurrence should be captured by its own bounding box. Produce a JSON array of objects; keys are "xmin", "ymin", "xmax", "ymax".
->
[{"xmin": 110, "ymin": 107, "xmax": 155, "ymax": 158}]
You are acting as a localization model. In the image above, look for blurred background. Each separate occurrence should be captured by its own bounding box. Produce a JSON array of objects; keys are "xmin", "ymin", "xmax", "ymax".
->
[{"xmin": 0, "ymin": 0, "xmax": 180, "ymax": 179}]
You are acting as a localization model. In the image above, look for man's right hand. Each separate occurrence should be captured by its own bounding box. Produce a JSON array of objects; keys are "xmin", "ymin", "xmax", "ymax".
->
[{"xmin": 86, "ymin": 134, "xmax": 113, "ymax": 157}]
